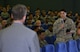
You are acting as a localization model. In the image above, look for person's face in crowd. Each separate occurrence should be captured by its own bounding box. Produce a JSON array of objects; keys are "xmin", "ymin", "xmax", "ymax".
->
[
  {"xmin": 37, "ymin": 9, "xmax": 40, "ymax": 13},
  {"xmin": 77, "ymin": 18, "xmax": 80, "ymax": 23},
  {"xmin": 67, "ymin": 13, "xmax": 72, "ymax": 17},
  {"xmin": 41, "ymin": 10, "xmax": 46, "ymax": 16},
  {"xmin": 50, "ymin": 11, "xmax": 55, "ymax": 17},
  {"xmin": 27, "ymin": 6, "xmax": 30, "ymax": 10},
  {"xmin": 45, "ymin": 18, "xmax": 49, "ymax": 23},
  {"xmin": 75, "ymin": 13, "xmax": 79, "ymax": 17},
  {"xmin": 34, "ymin": 27, "xmax": 40, "ymax": 32},
  {"xmin": 35, "ymin": 21, "xmax": 41, "ymax": 27},
  {"xmin": 2, "ymin": 8, "xmax": 7, "ymax": 12},
  {"xmin": 29, "ymin": 14, "xmax": 33, "ymax": 19},
  {"xmin": 60, "ymin": 11, "xmax": 67, "ymax": 18},
  {"xmin": 57, "ymin": 12, "xmax": 60, "ymax": 17},
  {"xmin": 6, "ymin": 5, "xmax": 11, "ymax": 10},
  {"xmin": 77, "ymin": 28, "xmax": 80, "ymax": 36},
  {"xmin": 48, "ymin": 26, "xmax": 53, "ymax": 32},
  {"xmin": 77, "ymin": 23, "xmax": 80, "ymax": 28},
  {"xmin": 54, "ymin": 11, "xmax": 58, "ymax": 16},
  {"xmin": 27, "ymin": 19, "xmax": 32, "ymax": 24},
  {"xmin": 35, "ymin": 11, "xmax": 40, "ymax": 16},
  {"xmin": 39, "ymin": 32, "xmax": 45, "ymax": 40},
  {"xmin": 48, "ymin": 10, "xmax": 51, "ymax": 15},
  {"xmin": 1, "ymin": 20, "xmax": 7, "ymax": 27}
]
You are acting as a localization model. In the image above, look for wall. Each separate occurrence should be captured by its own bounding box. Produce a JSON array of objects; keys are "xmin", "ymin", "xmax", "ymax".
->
[
  {"xmin": 74, "ymin": 0, "xmax": 80, "ymax": 13},
  {"xmin": 1, "ymin": 0, "xmax": 80, "ymax": 13},
  {"xmin": 0, "ymin": 0, "xmax": 5, "ymax": 6}
]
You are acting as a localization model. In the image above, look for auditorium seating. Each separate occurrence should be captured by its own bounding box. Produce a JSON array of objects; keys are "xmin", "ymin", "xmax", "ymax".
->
[
  {"xmin": 55, "ymin": 42, "xmax": 67, "ymax": 52},
  {"xmin": 44, "ymin": 44, "xmax": 55, "ymax": 52},
  {"xmin": 76, "ymin": 39, "xmax": 80, "ymax": 52},
  {"xmin": 41, "ymin": 39, "xmax": 80, "ymax": 52},
  {"xmin": 66, "ymin": 40, "xmax": 78, "ymax": 52}
]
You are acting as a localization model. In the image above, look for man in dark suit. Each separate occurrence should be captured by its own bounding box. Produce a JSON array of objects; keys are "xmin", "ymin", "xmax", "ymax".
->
[{"xmin": 0, "ymin": 4, "xmax": 40, "ymax": 52}]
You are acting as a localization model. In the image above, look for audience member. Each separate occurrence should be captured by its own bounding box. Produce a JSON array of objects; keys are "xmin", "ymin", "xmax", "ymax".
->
[
  {"xmin": 34, "ymin": 10, "xmax": 41, "ymax": 21},
  {"xmin": 27, "ymin": 13, "xmax": 35, "ymax": 23},
  {"xmin": 76, "ymin": 16, "xmax": 80, "ymax": 28},
  {"xmin": 37, "ymin": 29, "xmax": 47, "ymax": 48},
  {"xmin": 43, "ymin": 18, "xmax": 52, "ymax": 25},
  {"xmin": 1, "ymin": 7, "xmax": 10, "ymax": 20},
  {"xmin": 34, "ymin": 20, "xmax": 43, "ymax": 29},
  {"xmin": 26, "ymin": 6, "xmax": 31, "ymax": 15},
  {"xmin": 6, "ymin": 5, "xmax": 11, "ymax": 15},
  {"xmin": 25, "ymin": 19, "xmax": 33, "ymax": 29},
  {"xmin": 53, "ymin": 9, "xmax": 76, "ymax": 43},
  {"xmin": 40, "ymin": 10, "xmax": 48, "ymax": 22},
  {"xmin": 48, "ymin": 11, "xmax": 58, "ymax": 23},
  {"xmin": 1, "ymin": 20, "xmax": 8, "ymax": 29},
  {"xmin": 47, "ymin": 10, "xmax": 52, "ymax": 16},
  {"xmin": 45, "ymin": 24, "xmax": 53, "ymax": 37},
  {"xmin": 74, "ymin": 27, "xmax": 80, "ymax": 40},
  {"xmin": 33, "ymin": 26, "xmax": 40, "ymax": 32}
]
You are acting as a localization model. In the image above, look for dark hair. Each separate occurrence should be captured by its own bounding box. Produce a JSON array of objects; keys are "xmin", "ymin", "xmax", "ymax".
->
[
  {"xmin": 12, "ymin": 4, "xmax": 27, "ymax": 20},
  {"xmin": 32, "ymin": 25, "xmax": 39, "ymax": 30},
  {"xmin": 59, "ymin": 9, "xmax": 66, "ymax": 12},
  {"xmin": 37, "ymin": 29, "xmax": 45, "ymax": 36}
]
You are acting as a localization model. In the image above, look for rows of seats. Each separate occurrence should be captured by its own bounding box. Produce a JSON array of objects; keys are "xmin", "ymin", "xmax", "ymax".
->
[
  {"xmin": 41, "ymin": 39, "xmax": 80, "ymax": 52},
  {"xmin": 76, "ymin": 39, "xmax": 80, "ymax": 51}
]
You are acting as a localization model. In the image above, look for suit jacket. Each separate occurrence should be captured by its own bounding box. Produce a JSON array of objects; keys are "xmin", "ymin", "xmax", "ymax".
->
[{"xmin": 0, "ymin": 23, "xmax": 40, "ymax": 52}]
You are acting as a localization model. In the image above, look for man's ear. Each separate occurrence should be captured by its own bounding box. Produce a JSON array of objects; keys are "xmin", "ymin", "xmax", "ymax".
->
[
  {"xmin": 65, "ymin": 12, "xmax": 67, "ymax": 16},
  {"xmin": 23, "ymin": 16, "xmax": 26, "ymax": 21}
]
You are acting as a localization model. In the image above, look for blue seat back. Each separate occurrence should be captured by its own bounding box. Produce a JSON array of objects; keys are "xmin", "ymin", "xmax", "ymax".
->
[
  {"xmin": 55, "ymin": 42, "xmax": 67, "ymax": 52},
  {"xmin": 45, "ymin": 36, "xmax": 52, "ymax": 44},
  {"xmin": 67, "ymin": 40, "xmax": 78, "ymax": 52},
  {"xmin": 76, "ymin": 39, "xmax": 80, "ymax": 51},
  {"xmin": 44, "ymin": 44, "xmax": 55, "ymax": 52}
]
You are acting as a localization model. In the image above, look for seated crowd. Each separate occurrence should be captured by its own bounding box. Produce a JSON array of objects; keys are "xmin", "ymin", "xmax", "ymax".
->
[{"xmin": 0, "ymin": 5, "xmax": 80, "ymax": 48}]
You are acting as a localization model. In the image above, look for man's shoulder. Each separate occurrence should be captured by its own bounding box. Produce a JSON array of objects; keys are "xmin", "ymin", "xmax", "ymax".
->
[
  {"xmin": 66, "ymin": 17, "xmax": 74, "ymax": 22},
  {"xmin": 24, "ymin": 27, "xmax": 38, "ymax": 40},
  {"xmin": 66, "ymin": 17, "xmax": 73, "ymax": 20},
  {"xmin": 0, "ymin": 24, "xmax": 36, "ymax": 35},
  {"xmin": 54, "ymin": 18, "xmax": 62, "ymax": 22},
  {"xmin": 25, "ymin": 27, "xmax": 36, "ymax": 34},
  {"xmin": 53, "ymin": 18, "xmax": 62, "ymax": 24}
]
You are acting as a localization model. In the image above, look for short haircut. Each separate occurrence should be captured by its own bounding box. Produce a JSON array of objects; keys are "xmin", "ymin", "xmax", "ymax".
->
[
  {"xmin": 59, "ymin": 9, "xmax": 66, "ymax": 12},
  {"xmin": 12, "ymin": 4, "xmax": 27, "ymax": 20},
  {"xmin": 32, "ymin": 25, "xmax": 39, "ymax": 30},
  {"xmin": 35, "ymin": 20, "xmax": 41, "ymax": 25},
  {"xmin": 37, "ymin": 29, "xmax": 45, "ymax": 36}
]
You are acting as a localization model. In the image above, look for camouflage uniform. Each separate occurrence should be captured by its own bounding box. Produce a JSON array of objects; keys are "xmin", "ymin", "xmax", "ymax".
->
[
  {"xmin": 45, "ymin": 30, "xmax": 53, "ymax": 37},
  {"xmin": 39, "ymin": 40, "xmax": 47, "ymax": 48},
  {"xmin": 74, "ymin": 34, "xmax": 80, "ymax": 40},
  {"xmin": 53, "ymin": 17, "xmax": 76, "ymax": 43}
]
